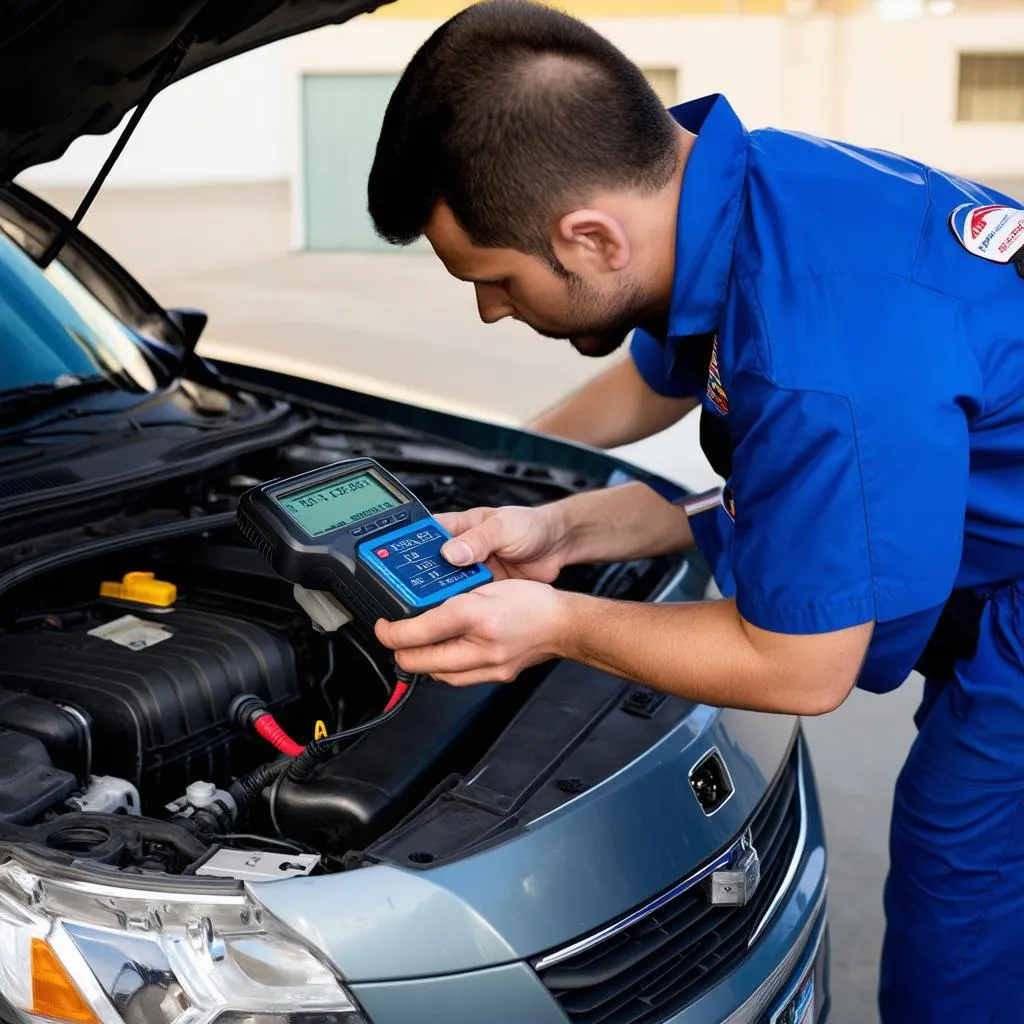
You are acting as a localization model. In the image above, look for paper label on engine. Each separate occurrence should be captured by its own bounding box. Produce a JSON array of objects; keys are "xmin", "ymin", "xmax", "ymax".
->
[{"xmin": 88, "ymin": 614, "xmax": 172, "ymax": 651}]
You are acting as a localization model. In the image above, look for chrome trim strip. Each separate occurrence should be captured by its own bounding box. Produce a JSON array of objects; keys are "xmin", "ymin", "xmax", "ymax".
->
[
  {"xmin": 58, "ymin": 879, "xmax": 246, "ymax": 904},
  {"xmin": 688, "ymin": 745, "xmax": 736, "ymax": 817},
  {"xmin": 747, "ymin": 741, "xmax": 808, "ymax": 947},
  {"xmin": 768, "ymin": 907, "xmax": 827, "ymax": 1024},
  {"xmin": 533, "ymin": 742, "xmax": 805, "ymax": 974},
  {"xmin": 724, "ymin": 885, "xmax": 827, "ymax": 1024},
  {"xmin": 532, "ymin": 840, "xmax": 740, "ymax": 972}
]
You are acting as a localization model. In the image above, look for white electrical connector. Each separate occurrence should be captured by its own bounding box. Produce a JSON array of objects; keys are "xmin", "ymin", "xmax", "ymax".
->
[{"xmin": 292, "ymin": 583, "xmax": 352, "ymax": 632}]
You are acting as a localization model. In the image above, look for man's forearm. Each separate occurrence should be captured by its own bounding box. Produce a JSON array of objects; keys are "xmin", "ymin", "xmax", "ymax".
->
[
  {"xmin": 553, "ymin": 594, "xmax": 861, "ymax": 716},
  {"xmin": 552, "ymin": 481, "xmax": 698, "ymax": 565},
  {"xmin": 527, "ymin": 358, "xmax": 698, "ymax": 449}
]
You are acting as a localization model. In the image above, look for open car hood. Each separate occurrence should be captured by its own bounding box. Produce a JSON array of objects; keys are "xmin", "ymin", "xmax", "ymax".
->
[{"xmin": 0, "ymin": 0, "xmax": 397, "ymax": 185}]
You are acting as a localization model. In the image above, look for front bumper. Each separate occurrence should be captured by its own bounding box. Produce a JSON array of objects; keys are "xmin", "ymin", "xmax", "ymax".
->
[
  {"xmin": 0, "ymin": 734, "xmax": 827, "ymax": 1024},
  {"xmin": 349, "ymin": 733, "xmax": 829, "ymax": 1024}
]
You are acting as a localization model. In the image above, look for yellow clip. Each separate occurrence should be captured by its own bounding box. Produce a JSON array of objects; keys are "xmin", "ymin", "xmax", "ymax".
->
[
  {"xmin": 100, "ymin": 571, "xmax": 177, "ymax": 608},
  {"xmin": 314, "ymin": 721, "xmax": 328, "ymax": 741}
]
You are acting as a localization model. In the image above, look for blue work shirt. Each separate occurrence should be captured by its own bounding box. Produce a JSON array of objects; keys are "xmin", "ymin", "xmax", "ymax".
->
[{"xmin": 633, "ymin": 94, "xmax": 1024, "ymax": 693}]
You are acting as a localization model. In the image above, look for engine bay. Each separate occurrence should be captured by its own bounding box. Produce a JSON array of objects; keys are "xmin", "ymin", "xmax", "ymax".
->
[{"xmin": 0, "ymin": 417, "xmax": 686, "ymax": 883}]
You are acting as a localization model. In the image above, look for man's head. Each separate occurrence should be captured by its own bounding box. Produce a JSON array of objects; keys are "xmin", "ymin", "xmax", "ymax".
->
[{"xmin": 367, "ymin": 0, "xmax": 688, "ymax": 356}]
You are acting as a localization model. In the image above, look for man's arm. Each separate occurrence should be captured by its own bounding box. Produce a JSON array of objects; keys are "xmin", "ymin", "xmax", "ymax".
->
[
  {"xmin": 379, "ymin": 485, "xmax": 870, "ymax": 715},
  {"xmin": 377, "ymin": 583, "xmax": 872, "ymax": 716},
  {"xmin": 527, "ymin": 356, "xmax": 698, "ymax": 448},
  {"xmin": 557, "ymin": 595, "xmax": 872, "ymax": 716},
  {"xmin": 391, "ymin": 486, "xmax": 871, "ymax": 716},
  {"xmin": 438, "ymin": 481, "xmax": 699, "ymax": 573}
]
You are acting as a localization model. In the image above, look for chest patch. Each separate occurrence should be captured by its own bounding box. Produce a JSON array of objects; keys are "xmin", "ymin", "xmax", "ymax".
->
[
  {"xmin": 948, "ymin": 203, "xmax": 1024, "ymax": 275},
  {"xmin": 706, "ymin": 334, "xmax": 729, "ymax": 415}
]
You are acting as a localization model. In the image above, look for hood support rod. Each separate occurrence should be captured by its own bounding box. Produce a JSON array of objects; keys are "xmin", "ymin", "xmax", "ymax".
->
[{"xmin": 37, "ymin": 31, "xmax": 197, "ymax": 270}]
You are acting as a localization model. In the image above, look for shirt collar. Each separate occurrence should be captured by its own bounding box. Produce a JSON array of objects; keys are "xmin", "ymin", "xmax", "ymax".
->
[{"xmin": 666, "ymin": 94, "xmax": 749, "ymax": 337}]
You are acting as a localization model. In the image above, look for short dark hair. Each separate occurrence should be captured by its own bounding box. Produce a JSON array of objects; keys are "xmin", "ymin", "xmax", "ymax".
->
[{"xmin": 367, "ymin": 0, "xmax": 678, "ymax": 259}]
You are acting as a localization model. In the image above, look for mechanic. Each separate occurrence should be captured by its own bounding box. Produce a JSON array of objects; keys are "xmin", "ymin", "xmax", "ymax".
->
[{"xmin": 365, "ymin": 2, "xmax": 1024, "ymax": 1020}]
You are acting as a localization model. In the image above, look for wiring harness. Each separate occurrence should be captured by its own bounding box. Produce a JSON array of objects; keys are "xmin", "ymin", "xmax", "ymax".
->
[{"xmin": 229, "ymin": 668, "xmax": 418, "ymax": 806}]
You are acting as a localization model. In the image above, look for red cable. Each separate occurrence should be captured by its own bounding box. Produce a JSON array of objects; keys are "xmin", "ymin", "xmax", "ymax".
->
[
  {"xmin": 250, "ymin": 680, "xmax": 411, "ymax": 758},
  {"xmin": 253, "ymin": 714, "xmax": 306, "ymax": 757},
  {"xmin": 382, "ymin": 681, "xmax": 409, "ymax": 714}
]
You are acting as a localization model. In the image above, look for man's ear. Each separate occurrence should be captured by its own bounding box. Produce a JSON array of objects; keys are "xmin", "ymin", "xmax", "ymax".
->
[{"xmin": 552, "ymin": 209, "xmax": 631, "ymax": 273}]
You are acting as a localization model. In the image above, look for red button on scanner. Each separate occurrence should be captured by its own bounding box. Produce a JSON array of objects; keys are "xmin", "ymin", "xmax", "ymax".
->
[{"xmin": 375, "ymin": 548, "xmax": 390, "ymax": 558}]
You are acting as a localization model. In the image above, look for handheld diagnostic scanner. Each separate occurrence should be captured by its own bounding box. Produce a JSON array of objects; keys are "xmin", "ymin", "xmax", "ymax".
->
[{"xmin": 236, "ymin": 457, "xmax": 492, "ymax": 630}]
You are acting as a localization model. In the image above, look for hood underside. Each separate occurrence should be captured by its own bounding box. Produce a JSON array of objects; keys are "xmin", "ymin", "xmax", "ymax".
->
[{"xmin": 0, "ymin": 0, "xmax": 396, "ymax": 185}]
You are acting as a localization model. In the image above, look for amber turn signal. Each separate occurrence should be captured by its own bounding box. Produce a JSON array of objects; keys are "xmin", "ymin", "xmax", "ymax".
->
[{"xmin": 30, "ymin": 938, "xmax": 99, "ymax": 1024}]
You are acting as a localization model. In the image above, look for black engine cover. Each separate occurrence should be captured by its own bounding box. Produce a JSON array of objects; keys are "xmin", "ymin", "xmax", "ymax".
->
[{"xmin": 0, "ymin": 605, "xmax": 299, "ymax": 809}]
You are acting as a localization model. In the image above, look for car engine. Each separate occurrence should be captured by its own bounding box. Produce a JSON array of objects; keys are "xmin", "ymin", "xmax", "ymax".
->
[{"xmin": 0, "ymin": 423, "xmax": 685, "ymax": 881}]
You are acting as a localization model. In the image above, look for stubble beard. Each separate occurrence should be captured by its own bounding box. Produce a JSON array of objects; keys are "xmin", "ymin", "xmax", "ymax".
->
[{"xmin": 536, "ymin": 273, "xmax": 652, "ymax": 358}]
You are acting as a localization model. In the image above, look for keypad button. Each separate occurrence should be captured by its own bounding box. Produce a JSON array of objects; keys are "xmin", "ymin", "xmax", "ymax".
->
[{"xmin": 351, "ymin": 526, "xmax": 365, "ymax": 536}]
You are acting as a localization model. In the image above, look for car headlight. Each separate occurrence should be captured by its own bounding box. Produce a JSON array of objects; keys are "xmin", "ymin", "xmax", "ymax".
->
[{"xmin": 0, "ymin": 859, "xmax": 366, "ymax": 1024}]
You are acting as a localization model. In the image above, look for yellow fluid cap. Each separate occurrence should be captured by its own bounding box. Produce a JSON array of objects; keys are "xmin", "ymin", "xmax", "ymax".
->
[{"xmin": 99, "ymin": 571, "xmax": 177, "ymax": 608}]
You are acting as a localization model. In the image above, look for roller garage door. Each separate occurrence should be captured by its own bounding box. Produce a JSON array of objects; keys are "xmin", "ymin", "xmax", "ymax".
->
[{"xmin": 302, "ymin": 73, "xmax": 427, "ymax": 252}]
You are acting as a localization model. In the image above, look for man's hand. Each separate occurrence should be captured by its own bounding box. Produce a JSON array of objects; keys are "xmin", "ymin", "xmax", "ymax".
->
[
  {"xmin": 375, "ymin": 579, "xmax": 568, "ymax": 685},
  {"xmin": 374, "ymin": 503, "xmax": 579, "ymax": 685},
  {"xmin": 439, "ymin": 483, "xmax": 696, "ymax": 582},
  {"xmin": 434, "ymin": 505, "xmax": 572, "ymax": 582}
]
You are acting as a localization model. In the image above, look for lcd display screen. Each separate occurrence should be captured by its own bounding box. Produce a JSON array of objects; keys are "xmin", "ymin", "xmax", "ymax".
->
[{"xmin": 277, "ymin": 470, "xmax": 402, "ymax": 537}]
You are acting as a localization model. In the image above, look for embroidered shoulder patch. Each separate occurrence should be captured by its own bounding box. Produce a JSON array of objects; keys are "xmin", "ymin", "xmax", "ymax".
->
[
  {"xmin": 948, "ymin": 203, "xmax": 1024, "ymax": 269},
  {"xmin": 706, "ymin": 334, "xmax": 729, "ymax": 415}
]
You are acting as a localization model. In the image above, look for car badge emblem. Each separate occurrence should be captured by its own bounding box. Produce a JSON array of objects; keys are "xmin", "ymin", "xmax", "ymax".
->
[{"xmin": 704, "ymin": 828, "xmax": 761, "ymax": 907}]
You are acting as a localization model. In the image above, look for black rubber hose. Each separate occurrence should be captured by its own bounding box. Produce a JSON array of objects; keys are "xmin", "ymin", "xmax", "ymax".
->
[
  {"xmin": 285, "ymin": 672, "xmax": 418, "ymax": 783},
  {"xmin": 232, "ymin": 672, "xmax": 419, "ymax": 804},
  {"xmin": 229, "ymin": 757, "xmax": 290, "ymax": 809}
]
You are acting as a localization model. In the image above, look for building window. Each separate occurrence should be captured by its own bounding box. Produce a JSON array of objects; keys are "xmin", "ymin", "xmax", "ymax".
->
[
  {"xmin": 642, "ymin": 68, "xmax": 679, "ymax": 108},
  {"xmin": 958, "ymin": 54, "xmax": 1024, "ymax": 122}
]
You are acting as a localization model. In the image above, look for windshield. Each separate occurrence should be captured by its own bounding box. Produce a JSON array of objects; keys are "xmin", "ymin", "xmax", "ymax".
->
[{"xmin": 0, "ymin": 223, "xmax": 157, "ymax": 394}]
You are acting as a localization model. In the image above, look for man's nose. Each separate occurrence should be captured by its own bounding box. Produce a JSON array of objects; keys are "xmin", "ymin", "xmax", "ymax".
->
[{"xmin": 475, "ymin": 284, "xmax": 514, "ymax": 324}]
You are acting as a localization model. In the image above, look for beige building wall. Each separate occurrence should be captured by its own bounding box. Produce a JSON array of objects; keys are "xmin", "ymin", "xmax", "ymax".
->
[
  {"xmin": 284, "ymin": 8, "xmax": 1024, "ymax": 177},
  {"xmin": 17, "ymin": 5, "xmax": 1024, "ymax": 203},
  {"xmin": 284, "ymin": 9, "xmax": 1024, "ymax": 246}
]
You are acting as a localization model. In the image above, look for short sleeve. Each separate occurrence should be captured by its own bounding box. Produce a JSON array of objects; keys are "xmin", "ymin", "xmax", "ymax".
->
[
  {"xmin": 687, "ymin": 501, "xmax": 736, "ymax": 599},
  {"xmin": 629, "ymin": 327, "xmax": 705, "ymax": 398},
  {"xmin": 729, "ymin": 275, "xmax": 976, "ymax": 636}
]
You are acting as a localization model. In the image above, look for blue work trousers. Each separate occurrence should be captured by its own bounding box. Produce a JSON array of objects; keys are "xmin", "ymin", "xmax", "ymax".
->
[{"xmin": 879, "ymin": 580, "xmax": 1024, "ymax": 1022}]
